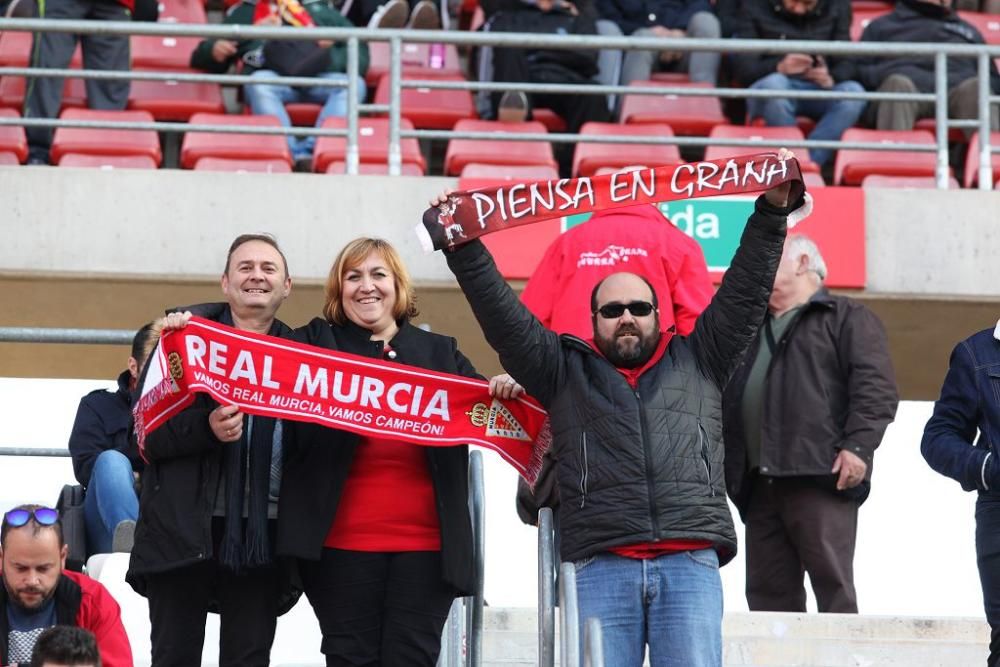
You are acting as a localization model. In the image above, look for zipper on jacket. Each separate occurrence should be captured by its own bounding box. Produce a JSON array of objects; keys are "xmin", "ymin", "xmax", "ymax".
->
[
  {"xmin": 697, "ymin": 420, "xmax": 716, "ymax": 497},
  {"xmin": 580, "ymin": 431, "xmax": 589, "ymax": 509},
  {"xmin": 636, "ymin": 390, "xmax": 661, "ymax": 541}
]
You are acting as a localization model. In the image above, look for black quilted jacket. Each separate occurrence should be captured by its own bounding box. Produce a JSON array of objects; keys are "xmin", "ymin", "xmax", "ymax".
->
[{"xmin": 446, "ymin": 195, "xmax": 792, "ymax": 564}]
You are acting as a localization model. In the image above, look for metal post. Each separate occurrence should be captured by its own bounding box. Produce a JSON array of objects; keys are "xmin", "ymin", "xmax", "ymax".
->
[
  {"xmin": 582, "ymin": 618, "xmax": 604, "ymax": 667},
  {"xmin": 559, "ymin": 563, "xmax": 579, "ymax": 667},
  {"xmin": 465, "ymin": 450, "xmax": 485, "ymax": 666},
  {"xmin": 934, "ymin": 52, "xmax": 949, "ymax": 189},
  {"xmin": 538, "ymin": 508, "xmax": 556, "ymax": 667},
  {"xmin": 388, "ymin": 36, "xmax": 403, "ymax": 176},
  {"xmin": 346, "ymin": 37, "xmax": 360, "ymax": 176},
  {"xmin": 979, "ymin": 52, "xmax": 993, "ymax": 191},
  {"xmin": 437, "ymin": 597, "xmax": 464, "ymax": 667}
]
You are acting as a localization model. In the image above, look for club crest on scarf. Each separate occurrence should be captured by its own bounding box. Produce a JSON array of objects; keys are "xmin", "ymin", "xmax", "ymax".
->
[{"xmin": 466, "ymin": 400, "xmax": 531, "ymax": 442}]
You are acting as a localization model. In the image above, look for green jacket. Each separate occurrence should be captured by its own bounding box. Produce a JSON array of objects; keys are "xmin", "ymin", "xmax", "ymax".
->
[{"xmin": 189, "ymin": 0, "xmax": 369, "ymax": 77}]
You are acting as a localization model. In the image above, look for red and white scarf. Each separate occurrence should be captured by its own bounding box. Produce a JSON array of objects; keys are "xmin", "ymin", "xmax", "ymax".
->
[{"xmin": 135, "ymin": 317, "xmax": 551, "ymax": 483}]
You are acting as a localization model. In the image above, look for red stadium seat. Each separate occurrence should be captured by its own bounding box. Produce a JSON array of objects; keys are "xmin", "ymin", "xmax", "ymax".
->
[
  {"xmin": 803, "ymin": 171, "xmax": 826, "ymax": 188},
  {"xmin": 459, "ymin": 163, "xmax": 560, "ymax": 180},
  {"xmin": 50, "ymin": 108, "xmax": 162, "ymax": 165},
  {"xmin": 365, "ymin": 42, "xmax": 463, "ymax": 87},
  {"xmin": 833, "ymin": 128, "xmax": 938, "ymax": 185},
  {"xmin": 531, "ymin": 108, "xmax": 568, "ymax": 133},
  {"xmin": 861, "ymin": 174, "xmax": 959, "ymax": 189},
  {"xmin": 193, "ymin": 157, "xmax": 293, "ymax": 173},
  {"xmin": 619, "ymin": 81, "xmax": 725, "ymax": 135},
  {"xmin": 748, "ymin": 115, "xmax": 816, "ymax": 136},
  {"xmin": 913, "ymin": 118, "xmax": 966, "ymax": 143},
  {"xmin": 443, "ymin": 119, "xmax": 557, "ymax": 175},
  {"xmin": 324, "ymin": 161, "xmax": 425, "ymax": 176},
  {"xmin": 0, "ymin": 32, "xmax": 81, "ymax": 68},
  {"xmin": 374, "ymin": 75, "xmax": 476, "ymax": 129},
  {"xmin": 705, "ymin": 124, "xmax": 820, "ymax": 173},
  {"xmin": 0, "ymin": 151, "xmax": 20, "ymax": 165},
  {"xmin": 159, "ymin": 0, "xmax": 207, "ymax": 24},
  {"xmin": 131, "ymin": 34, "xmax": 201, "ymax": 71},
  {"xmin": 572, "ymin": 122, "xmax": 682, "ymax": 178},
  {"xmin": 0, "ymin": 76, "xmax": 87, "ymax": 111},
  {"xmin": 180, "ymin": 113, "xmax": 291, "ymax": 169},
  {"xmin": 241, "ymin": 103, "xmax": 323, "ymax": 127},
  {"xmin": 0, "ymin": 109, "xmax": 28, "ymax": 164},
  {"xmin": 959, "ymin": 12, "xmax": 1000, "ymax": 45},
  {"xmin": 57, "ymin": 153, "xmax": 159, "ymax": 169},
  {"xmin": 312, "ymin": 117, "xmax": 426, "ymax": 173},
  {"xmin": 649, "ymin": 72, "xmax": 691, "ymax": 84},
  {"xmin": 963, "ymin": 131, "xmax": 1000, "ymax": 187},
  {"xmin": 850, "ymin": 8, "xmax": 891, "ymax": 40},
  {"xmin": 128, "ymin": 75, "xmax": 225, "ymax": 121}
]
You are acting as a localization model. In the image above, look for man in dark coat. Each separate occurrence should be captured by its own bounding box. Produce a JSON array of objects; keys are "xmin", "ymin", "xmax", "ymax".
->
[
  {"xmin": 439, "ymin": 150, "xmax": 805, "ymax": 666},
  {"xmin": 856, "ymin": 0, "xmax": 1000, "ymax": 132},
  {"xmin": 722, "ymin": 234, "xmax": 898, "ymax": 614},
  {"xmin": 69, "ymin": 322, "xmax": 156, "ymax": 556},
  {"xmin": 127, "ymin": 233, "xmax": 293, "ymax": 667}
]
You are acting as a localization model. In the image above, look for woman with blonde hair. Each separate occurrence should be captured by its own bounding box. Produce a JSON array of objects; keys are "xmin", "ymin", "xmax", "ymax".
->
[{"xmin": 278, "ymin": 237, "xmax": 519, "ymax": 666}]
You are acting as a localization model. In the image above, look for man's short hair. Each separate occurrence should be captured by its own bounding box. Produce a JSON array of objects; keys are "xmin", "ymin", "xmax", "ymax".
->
[
  {"xmin": 786, "ymin": 234, "xmax": 828, "ymax": 281},
  {"xmin": 1, "ymin": 504, "xmax": 64, "ymax": 549},
  {"xmin": 30, "ymin": 626, "xmax": 101, "ymax": 667},
  {"xmin": 223, "ymin": 233, "xmax": 290, "ymax": 278},
  {"xmin": 589, "ymin": 273, "xmax": 660, "ymax": 314}
]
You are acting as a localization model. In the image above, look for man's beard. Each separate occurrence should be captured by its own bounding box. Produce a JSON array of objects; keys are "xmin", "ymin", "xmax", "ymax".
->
[
  {"xmin": 3, "ymin": 577, "xmax": 56, "ymax": 612},
  {"xmin": 595, "ymin": 320, "xmax": 660, "ymax": 369}
]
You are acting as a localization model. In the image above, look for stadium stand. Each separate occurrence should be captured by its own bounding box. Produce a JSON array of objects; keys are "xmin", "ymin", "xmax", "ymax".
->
[
  {"xmin": 443, "ymin": 119, "xmax": 558, "ymax": 175},
  {"xmin": 964, "ymin": 131, "xmax": 1000, "ymax": 187},
  {"xmin": 180, "ymin": 113, "xmax": 292, "ymax": 169},
  {"xmin": 833, "ymin": 128, "xmax": 941, "ymax": 186},
  {"xmin": 619, "ymin": 81, "xmax": 727, "ymax": 135},
  {"xmin": 571, "ymin": 122, "xmax": 683, "ymax": 178},
  {"xmin": 0, "ymin": 108, "xmax": 28, "ymax": 165},
  {"xmin": 312, "ymin": 116, "xmax": 427, "ymax": 173},
  {"xmin": 50, "ymin": 108, "xmax": 162, "ymax": 166}
]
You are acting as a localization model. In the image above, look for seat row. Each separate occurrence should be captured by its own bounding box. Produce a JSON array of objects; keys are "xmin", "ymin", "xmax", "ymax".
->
[{"xmin": 1, "ymin": 106, "xmax": 996, "ymax": 188}]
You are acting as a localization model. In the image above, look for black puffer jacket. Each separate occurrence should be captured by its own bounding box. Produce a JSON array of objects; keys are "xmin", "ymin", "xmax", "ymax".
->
[
  {"xmin": 276, "ymin": 318, "xmax": 478, "ymax": 595},
  {"xmin": 730, "ymin": 0, "xmax": 854, "ymax": 87},
  {"xmin": 856, "ymin": 0, "xmax": 999, "ymax": 93},
  {"xmin": 447, "ymin": 195, "xmax": 792, "ymax": 564}
]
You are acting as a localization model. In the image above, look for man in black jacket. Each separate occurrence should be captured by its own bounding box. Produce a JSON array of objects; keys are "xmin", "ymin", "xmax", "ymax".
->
[
  {"xmin": 856, "ymin": 0, "xmax": 999, "ymax": 132},
  {"xmin": 127, "ymin": 234, "xmax": 293, "ymax": 667},
  {"xmin": 440, "ymin": 151, "xmax": 804, "ymax": 667},
  {"xmin": 731, "ymin": 0, "xmax": 864, "ymax": 168},
  {"xmin": 69, "ymin": 322, "xmax": 156, "ymax": 556},
  {"xmin": 722, "ymin": 234, "xmax": 898, "ymax": 614}
]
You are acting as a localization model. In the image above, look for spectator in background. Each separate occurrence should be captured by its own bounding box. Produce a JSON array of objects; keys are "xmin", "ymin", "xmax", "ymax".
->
[
  {"xmin": 0, "ymin": 505, "xmax": 132, "ymax": 667},
  {"xmin": 521, "ymin": 202, "xmax": 713, "ymax": 339},
  {"xmin": 731, "ymin": 0, "xmax": 865, "ymax": 168},
  {"xmin": 22, "ymin": 0, "xmax": 133, "ymax": 164},
  {"xmin": 922, "ymin": 322, "xmax": 1000, "ymax": 667},
  {"xmin": 595, "ymin": 0, "xmax": 721, "ymax": 86},
  {"xmin": 30, "ymin": 626, "xmax": 101, "ymax": 667},
  {"xmin": 722, "ymin": 235, "xmax": 898, "ymax": 613},
  {"xmin": 366, "ymin": 0, "xmax": 442, "ymax": 29},
  {"xmin": 68, "ymin": 322, "xmax": 156, "ymax": 557},
  {"xmin": 856, "ymin": 0, "xmax": 999, "ymax": 133},
  {"xmin": 190, "ymin": 0, "xmax": 370, "ymax": 172},
  {"xmin": 479, "ymin": 0, "xmax": 613, "ymax": 174}
]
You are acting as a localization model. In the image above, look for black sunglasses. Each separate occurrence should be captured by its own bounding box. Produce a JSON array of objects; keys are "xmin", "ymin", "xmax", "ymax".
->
[
  {"xmin": 3, "ymin": 507, "xmax": 59, "ymax": 528},
  {"xmin": 594, "ymin": 301, "xmax": 655, "ymax": 319}
]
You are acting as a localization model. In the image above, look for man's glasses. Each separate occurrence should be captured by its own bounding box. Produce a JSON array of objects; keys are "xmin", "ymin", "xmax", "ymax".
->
[
  {"xmin": 3, "ymin": 507, "xmax": 58, "ymax": 528},
  {"xmin": 594, "ymin": 301, "xmax": 655, "ymax": 319}
]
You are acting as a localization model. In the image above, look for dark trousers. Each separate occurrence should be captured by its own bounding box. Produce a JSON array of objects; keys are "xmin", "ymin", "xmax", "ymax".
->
[
  {"xmin": 745, "ymin": 476, "xmax": 859, "ymax": 613},
  {"xmin": 872, "ymin": 74, "xmax": 999, "ymax": 134},
  {"xmin": 23, "ymin": 0, "xmax": 131, "ymax": 161},
  {"xmin": 977, "ymin": 496, "xmax": 1000, "ymax": 667},
  {"xmin": 300, "ymin": 549, "xmax": 457, "ymax": 667},
  {"xmin": 145, "ymin": 520, "xmax": 281, "ymax": 667}
]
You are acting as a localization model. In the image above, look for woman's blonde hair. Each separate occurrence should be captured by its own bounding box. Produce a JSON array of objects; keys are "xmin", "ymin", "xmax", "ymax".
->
[{"xmin": 323, "ymin": 237, "xmax": 419, "ymax": 325}]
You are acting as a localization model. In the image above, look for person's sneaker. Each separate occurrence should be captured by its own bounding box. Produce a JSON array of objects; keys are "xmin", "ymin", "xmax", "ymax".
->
[
  {"xmin": 112, "ymin": 519, "xmax": 135, "ymax": 553},
  {"xmin": 368, "ymin": 0, "xmax": 408, "ymax": 29},
  {"xmin": 293, "ymin": 155, "xmax": 314, "ymax": 173},
  {"xmin": 26, "ymin": 155, "xmax": 48, "ymax": 166},
  {"xmin": 406, "ymin": 0, "xmax": 441, "ymax": 30},
  {"xmin": 497, "ymin": 90, "xmax": 529, "ymax": 123}
]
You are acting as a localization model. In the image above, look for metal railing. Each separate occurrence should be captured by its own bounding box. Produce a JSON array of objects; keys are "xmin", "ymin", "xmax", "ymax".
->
[
  {"xmin": 538, "ymin": 507, "xmax": 556, "ymax": 667},
  {"xmin": 0, "ymin": 17, "xmax": 998, "ymax": 188},
  {"xmin": 0, "ymin": 325, "xmax": 487, "ymax": 667}
]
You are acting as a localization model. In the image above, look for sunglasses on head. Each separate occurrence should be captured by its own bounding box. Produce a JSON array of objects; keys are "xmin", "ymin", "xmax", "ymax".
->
[
  {"xmin": 3, "ymin": 507, "xmax": 58, "ymax": 528},
  {"xmin": 594, "ymin": 301, "xmax": 655, "ymax": 319}
]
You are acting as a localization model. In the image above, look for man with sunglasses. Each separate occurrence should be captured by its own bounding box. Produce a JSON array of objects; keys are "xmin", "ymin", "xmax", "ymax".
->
[
  {"xmin": 437, "ymin": 148, "xmax": 806, "ymax": 667},
  {"xmin": 0, "ymin": 505, "xmax": 132, "ymax": 667}
]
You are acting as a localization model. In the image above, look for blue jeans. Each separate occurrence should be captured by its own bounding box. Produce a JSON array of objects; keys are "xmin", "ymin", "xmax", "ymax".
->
[
  {"xmin": 746, "ymin": 73, "xmax": 866, "ymax": 167},
  {"xmin": 83, "ymin": 450, "xmax": 138, "ymax": 554},
  {"xmin": 574, "ymin": 549, "xmax": 723, "ymax": 667},
  {"xmin": 243, "ymin": 69, "xmax": 367, "ymax": 161}
]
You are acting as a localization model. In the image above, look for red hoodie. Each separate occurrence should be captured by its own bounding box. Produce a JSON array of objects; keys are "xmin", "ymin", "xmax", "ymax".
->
[
  {"xmin": 65, "ymin": 570, "xmax": 134, "ymax": 667},
  {"xmin": 520, "ymin": 204, "xmax": 713, "ymax": 338}
]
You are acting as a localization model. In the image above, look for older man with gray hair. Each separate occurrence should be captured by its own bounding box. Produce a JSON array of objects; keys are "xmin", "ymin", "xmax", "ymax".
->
[{"xmin": 721, "ymin": 234, "xmax": 898, "ymax": 613}]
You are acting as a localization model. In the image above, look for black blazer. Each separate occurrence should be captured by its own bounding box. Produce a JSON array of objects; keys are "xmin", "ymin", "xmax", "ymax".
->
[{"xmin": 277, "ymin": 318, "xmax": 479, "ymax": 595}]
